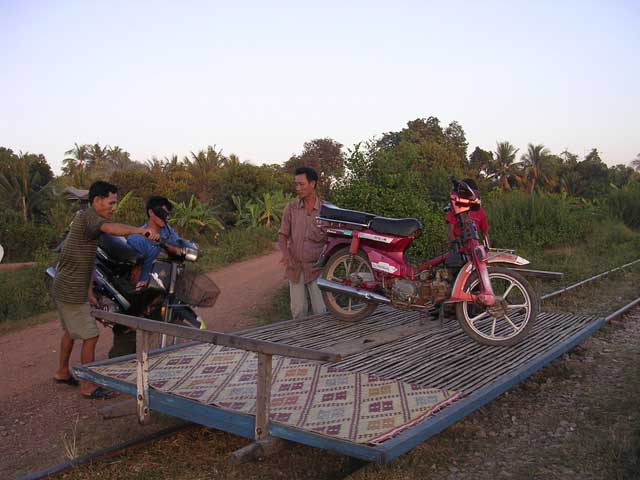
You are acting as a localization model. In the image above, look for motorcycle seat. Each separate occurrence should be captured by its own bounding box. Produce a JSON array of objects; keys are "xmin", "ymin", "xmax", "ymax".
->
[
  {"xmin": 319, "ymin": 204, "xmax": 376, "ymax": 226},
  {"xmin": 369, "ymin": 217, "xmax": 423, "ymax": 237},
  {"xmin": 98, "ymin": 235, "xmax": 143, "ymax": 265}
]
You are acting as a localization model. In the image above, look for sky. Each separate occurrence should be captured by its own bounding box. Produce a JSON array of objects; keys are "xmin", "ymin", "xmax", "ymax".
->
[{"xmin": 1, "ymin": 0, "xmax": 638, "ymax": 174}]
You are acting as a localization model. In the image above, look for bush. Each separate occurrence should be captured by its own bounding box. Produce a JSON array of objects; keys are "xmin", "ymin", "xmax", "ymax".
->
[
  {"xmin": 607, "ymin": 183, "xmax": 640, "ymax": 230},
  {"xmin": 196, "ymin": 226, "xmax": 276, "ymax": 271},
  {"xmin": 0, "ymin": 211, "xmax": 59, "ymax": 262},
  {"xmin": 0, "ymin": 265, "xmax": 53, "ymax": 323},
  {"xmin": 485, "ymin": 191, "xmax": 595, "ymax": 251},
  {"xmin": 330, "ymin": 177, "xmax": 448, "ymax": 261}
]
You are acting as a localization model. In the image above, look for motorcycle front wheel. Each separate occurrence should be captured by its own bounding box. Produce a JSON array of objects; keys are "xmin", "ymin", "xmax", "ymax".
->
[
  {"xmin": 455, "ymin": 266, "xmax": 538, "ymax": 346},
  {"xmin": 148, "ymin": 306, "xmax": 202, "ymax": 351},
  {"xmin": 321, "ymin": 247, "xmax": 378, "ymax": 322}
]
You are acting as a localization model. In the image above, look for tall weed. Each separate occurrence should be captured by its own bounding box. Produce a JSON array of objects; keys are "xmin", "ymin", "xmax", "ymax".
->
[
  {"xmin": 485, "ymin": 191, "xmax": 595, "ymax": 250},
  {"xmin": 607, "ymin": 184, "xmax": 640, "ymax": 230}
]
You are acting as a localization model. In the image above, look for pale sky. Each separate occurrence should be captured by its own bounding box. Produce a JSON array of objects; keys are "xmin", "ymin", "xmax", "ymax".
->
[{"xmin": 1, "ymin": 0, "xmax": 638, "ymax": 174}]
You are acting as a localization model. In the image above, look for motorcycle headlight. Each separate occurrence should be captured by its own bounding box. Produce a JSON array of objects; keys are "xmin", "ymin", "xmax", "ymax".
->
[{"xmin": 184, "ymin": 247, "xmax": 198, "ymax": 262}]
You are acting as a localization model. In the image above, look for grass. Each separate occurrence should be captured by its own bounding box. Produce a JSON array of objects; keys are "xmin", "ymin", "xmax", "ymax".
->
[{"xmin": 247, "ymin": 284, "xmax": 290, "ymax": 326}]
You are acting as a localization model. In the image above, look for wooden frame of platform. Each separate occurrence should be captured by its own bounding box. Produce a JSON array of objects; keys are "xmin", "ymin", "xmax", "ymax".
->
[{"xmin": 73, "ymin": 301, "xmax": 633, "ymax": 464}]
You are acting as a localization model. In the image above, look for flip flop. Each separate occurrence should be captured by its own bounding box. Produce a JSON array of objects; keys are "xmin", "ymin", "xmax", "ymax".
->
[
  {"xmin": 54, "ymin": 376, "xmax": 80, "ymax": 387},
  {"xmin": 83, "ymin": 386, "xmax": 116, "ymax": 400}
]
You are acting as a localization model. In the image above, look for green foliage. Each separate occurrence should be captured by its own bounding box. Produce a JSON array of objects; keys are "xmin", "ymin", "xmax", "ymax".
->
[
  {"xmin": 607, "ymin": 182, "xmax": 640, "ymax": 229},
  {"xmin": 485, "ymin": 191, "xmax": 595, "ymax": 250},
  {"xmin": 169, "ymin": 195, "xmax": 224, "ymax": 237},
  {"xmin": 0, "ymin": 265, "xmax": 53, "ymax": 323},
  {"xmin": 233, "ymin": 191, "xmax": 294, "ymax": 228},
  {"xmin": 197, "ymin": 226, "xmax": 276, "ymax": 271},
  {"xmin": 0, "ymin": 210, "xmax": 58, "ymax": 262},
  {"xmin": 284, "ymin": 138, "xmax": 345, "ymax": 196},
  {"xmin": 112, "ymin": 192, "xmax": 147, "ymax": 226}
]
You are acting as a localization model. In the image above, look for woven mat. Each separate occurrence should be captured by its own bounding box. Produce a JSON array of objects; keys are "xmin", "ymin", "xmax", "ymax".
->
[{"xmin": 90, "ymin": 343, "xmax": 460, "ymax": 444}]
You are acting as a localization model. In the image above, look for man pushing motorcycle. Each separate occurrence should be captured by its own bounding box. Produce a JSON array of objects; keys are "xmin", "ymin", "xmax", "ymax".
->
[{"xmin": 52, "ymin": 180, "xmax": 159, "ymax": 399}]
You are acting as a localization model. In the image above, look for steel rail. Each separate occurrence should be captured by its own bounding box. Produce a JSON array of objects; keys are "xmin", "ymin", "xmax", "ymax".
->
[{"xmin": 541, "ymin": 258, "xmax": 640, "ymax": 300}]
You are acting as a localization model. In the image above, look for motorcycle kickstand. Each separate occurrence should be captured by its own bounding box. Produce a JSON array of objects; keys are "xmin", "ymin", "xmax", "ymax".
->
[{"xmin": 438, "ymin": 303, "xmax": 445, "ymax": 328}]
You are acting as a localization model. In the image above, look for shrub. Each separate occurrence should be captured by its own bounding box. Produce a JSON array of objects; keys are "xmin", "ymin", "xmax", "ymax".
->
[
  {"xmin": 0, "ymin": 211, "xmax": 59, "ymax": 262},
  {"xmin": 330, "ymin": 177, "xmax": 448, "ymax": 260},
  {"xmin": 485, "ymin": 191, "xmax": 595, "ymax": 251},
  {"xmin": 607, "ymin": 183, "xmax": 640, "ymax": 230},
  {"xmin": 196, "ymin": 226, "xmax": 276, "ymax": 271},
  {"xmin": 0, "ymin": 265, "xmax": 53, "ymax": 323}
]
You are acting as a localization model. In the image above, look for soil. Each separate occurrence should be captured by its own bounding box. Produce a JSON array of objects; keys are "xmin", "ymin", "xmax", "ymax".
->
[{"xmin": 0, "ymin": 249, "xmax": 286, "ymax": 479}]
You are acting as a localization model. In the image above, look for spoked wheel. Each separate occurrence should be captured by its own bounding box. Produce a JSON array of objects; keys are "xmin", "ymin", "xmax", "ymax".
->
[
  {"xmin": 148, "ymin": 308, "xmax": 202, "ymax": 351},
  {"xmin": 456, "ymin": 266, "xmax": 538, "ymax": 346},
  {"xmin": 321, "ymin": 247, "xmax": 378, "ymax": 322}
]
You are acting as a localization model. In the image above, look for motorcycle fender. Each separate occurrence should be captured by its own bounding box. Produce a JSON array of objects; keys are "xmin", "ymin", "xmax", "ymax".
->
[
  {"xmin": 315, "ymin": 239, "xmax": 352, "ymax": 268},
  {"xmin": 173, "ymin": 305, "xmax": 203, "ymax": 328},
  {"xmin": 448, "ymin": 253, "xmax": 530, "ymax": 303}
]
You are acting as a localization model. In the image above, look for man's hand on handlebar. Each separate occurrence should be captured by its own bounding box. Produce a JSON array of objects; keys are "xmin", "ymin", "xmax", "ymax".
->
[{"xmin": 141, "ymin": 228, "xmax": 160, "ymax": 241}]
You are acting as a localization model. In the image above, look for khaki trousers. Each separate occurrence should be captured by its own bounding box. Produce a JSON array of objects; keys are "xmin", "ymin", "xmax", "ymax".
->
[{"xmin": 289, "ymin": 274, "xmax": 326, "ymax": 320}]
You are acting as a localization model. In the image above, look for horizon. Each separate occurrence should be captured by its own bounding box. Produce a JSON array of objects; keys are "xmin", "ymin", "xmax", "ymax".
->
[{"xmin": 1, "ymin": 1, "xmax": 638, "ymax": 174}]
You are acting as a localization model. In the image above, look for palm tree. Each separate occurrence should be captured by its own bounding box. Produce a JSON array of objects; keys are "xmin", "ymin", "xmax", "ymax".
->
[
  {"xmin": 491, "ymin": 141, "xmax": 519, "ymax": 190},
  {"xmin": 63, "ymin": 143, "xmax": 90, "ymax": 178},
  {"xmin": 0, "ymin": 152, "xmax": 51, "ymax": 221},
  {"xmin": 520, "ymin": 144, "xmax": 554, "ymax": 193}
]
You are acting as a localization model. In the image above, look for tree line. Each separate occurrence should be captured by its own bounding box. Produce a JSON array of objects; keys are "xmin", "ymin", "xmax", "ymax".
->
[{"xmin": 1, "ymin": 116, "xmax": 639, "ymax": 261}]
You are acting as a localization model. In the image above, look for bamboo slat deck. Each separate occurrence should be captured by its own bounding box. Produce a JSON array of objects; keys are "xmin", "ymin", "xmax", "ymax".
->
[{"xmin": 75, "ymin": 306, "xmax": 610, "ymax": 463}]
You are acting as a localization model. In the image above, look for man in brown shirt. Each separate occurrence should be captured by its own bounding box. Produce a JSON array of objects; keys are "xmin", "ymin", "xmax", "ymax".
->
[
  {"xmin": 53, "ymin": 181, "xmax": 159, "ymax": 398},
  {"xmin": 278, "ymin": 167, "xmax": 327, "ymax": 320}
]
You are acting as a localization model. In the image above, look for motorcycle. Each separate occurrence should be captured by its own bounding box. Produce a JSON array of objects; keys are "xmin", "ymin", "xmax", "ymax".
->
[
  {"xmin": 46, "ymin": 234, "xmax": 219, "ymax": 356},
  {"xmin": 316, "ymin": 178, "xmax": 539, "ymax": 346}
]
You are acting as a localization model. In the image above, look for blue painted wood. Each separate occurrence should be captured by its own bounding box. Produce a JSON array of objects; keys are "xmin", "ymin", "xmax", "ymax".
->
[
  {"xmin": 74, "ymin": 366, "xmax": 256, "ymax": 438},
  {"xmin": 74, "ymin": 364, "xmax": 384, "ymax": 461},
  {"xmin": 269, "ymin": 424, "xmax": 384, "ymax": 463},
  {"xmin": 379, "ymin": 315, "xmax": 608, "ymax": 463}
]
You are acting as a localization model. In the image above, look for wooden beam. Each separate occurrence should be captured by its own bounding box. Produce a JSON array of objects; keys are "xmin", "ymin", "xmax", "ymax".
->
[
  {"xmin": 92, "ymin": 310, "xmax": 341, "ymax": 363},
  {"xmin": 136, "ymin": 329, "xmax": 151, "ymax": 425},
  {"xmin": 255, "ymin": 353, "xmax": 272, "ymax": 441}
]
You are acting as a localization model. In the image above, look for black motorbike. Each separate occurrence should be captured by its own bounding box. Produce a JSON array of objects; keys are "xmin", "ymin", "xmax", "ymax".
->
[{"xmin": 46, "ymin": 234, "xmax": 219, "ymax": 357}]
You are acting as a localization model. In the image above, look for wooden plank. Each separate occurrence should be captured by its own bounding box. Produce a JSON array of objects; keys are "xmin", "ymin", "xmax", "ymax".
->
[
  {"xmin": 136, "ymin": 329, "xmax": 151, "ymax": 425},
  {"xmin": 92, "ymin": 310, "xmax": 341, "ymax": 363},
  {"xmin": 255, "ymin": 353, "xmax": 272, "ymax": 441}
]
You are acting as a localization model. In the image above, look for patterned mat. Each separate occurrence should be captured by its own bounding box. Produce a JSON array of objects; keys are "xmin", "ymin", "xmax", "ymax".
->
[{"xmin": 90, "ymin": 343, "xmax": 460, "ymax": 444}]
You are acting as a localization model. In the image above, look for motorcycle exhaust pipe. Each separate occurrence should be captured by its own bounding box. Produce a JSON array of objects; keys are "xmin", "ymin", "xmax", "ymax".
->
[{"xmin": 317, "ymin": 278, "xmax": 391, "ymax": 304}]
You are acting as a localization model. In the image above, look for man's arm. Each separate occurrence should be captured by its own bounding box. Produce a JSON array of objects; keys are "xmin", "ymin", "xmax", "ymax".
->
[{"xmin": 101, "ymin": 223, "xmax": 159, "ymax": 240}]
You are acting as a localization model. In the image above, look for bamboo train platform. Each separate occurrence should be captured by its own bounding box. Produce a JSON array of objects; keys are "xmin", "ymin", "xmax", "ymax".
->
[{"xmin": 73, "ymin": 303, "xmax": 623, "ymax": 464}]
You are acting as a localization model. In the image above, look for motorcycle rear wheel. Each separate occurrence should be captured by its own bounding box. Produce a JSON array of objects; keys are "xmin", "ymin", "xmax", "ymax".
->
[
  {"xmin": 455, "ymin": 266, "xmax": 538, "ymax": 346},
  {"xmin": 321, "ymin": 247, "xmax": 378, "ymax": 322}
]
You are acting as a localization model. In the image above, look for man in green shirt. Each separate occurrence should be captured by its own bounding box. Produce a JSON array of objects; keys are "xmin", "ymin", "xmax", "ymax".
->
[{"xmin": 52, "ymin": 181, "xmax": 159, "ymax": 398}]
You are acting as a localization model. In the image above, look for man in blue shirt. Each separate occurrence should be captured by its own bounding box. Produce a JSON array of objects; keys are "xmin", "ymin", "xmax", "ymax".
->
[{"xmin": 127, "ymin": 196, "xmax": 181, "ymax": 287}]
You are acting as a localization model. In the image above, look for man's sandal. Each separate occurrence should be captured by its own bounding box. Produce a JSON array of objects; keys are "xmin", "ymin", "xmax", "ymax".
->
[
  {"xmin": 54, "ymin": 376, "xmax": 80, "ymax": 387},
  {"xmin": 83, "ymin": 387, "xmax": 116, "ymax": 399}
]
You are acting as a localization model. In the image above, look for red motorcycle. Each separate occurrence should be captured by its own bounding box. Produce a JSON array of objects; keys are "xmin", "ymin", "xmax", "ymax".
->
[{"xmin": 316, "ymin": 178, "xmax": 538, "ymax": 346}]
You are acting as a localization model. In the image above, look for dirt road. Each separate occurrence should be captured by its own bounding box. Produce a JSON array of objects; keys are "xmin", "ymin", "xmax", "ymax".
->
[{"xmin": 0, "ymin": 249, "xmax": 285, "ymax": 479}]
